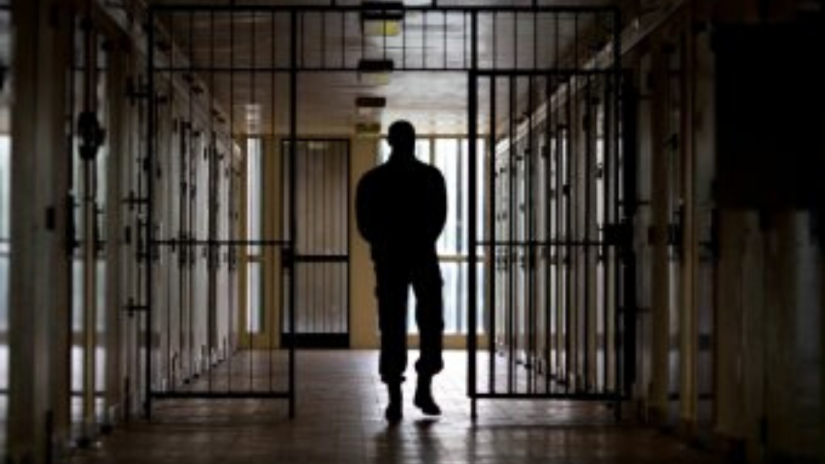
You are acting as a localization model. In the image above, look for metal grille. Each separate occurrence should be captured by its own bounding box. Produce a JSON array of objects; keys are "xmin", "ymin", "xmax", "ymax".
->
[
  {"xmin": 142, "ymin": 3, "xmax": 630, "ymax": 419},
  {"xmin": 469, "ymin": 71, "xmax": 631, "ymax": 413}
]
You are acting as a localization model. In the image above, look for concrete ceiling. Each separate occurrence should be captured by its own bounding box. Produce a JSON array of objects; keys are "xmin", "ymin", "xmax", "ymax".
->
[{"xmin": 150, "ymin": 1, "xmax": 621, "ymax": 136}]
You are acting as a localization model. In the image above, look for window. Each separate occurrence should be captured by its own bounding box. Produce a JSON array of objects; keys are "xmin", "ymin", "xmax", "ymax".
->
[{"xmin": 246, "ymin": 138, "xmax": 263, "ymax": 334}]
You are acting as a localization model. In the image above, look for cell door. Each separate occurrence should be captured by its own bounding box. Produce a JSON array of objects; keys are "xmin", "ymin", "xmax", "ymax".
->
[{"xmin": 282, "ymin": 139, "xmax": 350, "ymax": 348}]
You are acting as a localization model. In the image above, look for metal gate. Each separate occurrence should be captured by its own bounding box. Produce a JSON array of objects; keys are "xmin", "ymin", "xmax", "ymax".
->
[
  {"xmin": 463, "ymin": 8, "xmax": 634, "ymax": 418},
  {"xmin": 142, "ymin": 2, "xmax": 632, "ymax": 419},
  {"xmin": 467, "ymin": 69, "xmax": 634, "ymax": 418}
]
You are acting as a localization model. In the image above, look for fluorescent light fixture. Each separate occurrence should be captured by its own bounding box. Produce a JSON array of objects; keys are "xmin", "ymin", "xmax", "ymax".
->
[
  {"xmin": 358, "ymin": 59, "xmax": 394, "ymax": 85},
  {"xmin": 245, "ymin": 103, "xmax": 262, "ymax": 135},
  {"xmin": 355, "ymin": 121, "xmax": 382, "ymax": 138},
  {"xmin": 361, "ymin": 1, "xmax": 404, "ymax": 37},
  {"xmin": 355, "ymin": 96, "xmax": 387, "ymax": 116}
]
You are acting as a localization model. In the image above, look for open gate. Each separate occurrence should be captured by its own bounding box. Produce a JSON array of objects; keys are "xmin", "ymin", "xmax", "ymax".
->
[
  {"xmin": 463, "ymin": 8, "xmax": 632, "ymax": 418},
  {"xmin": 142, "ymin": 2, "xmax": 632, "ymax": 419}
]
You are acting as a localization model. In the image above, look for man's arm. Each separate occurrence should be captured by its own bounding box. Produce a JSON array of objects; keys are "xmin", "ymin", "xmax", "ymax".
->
[{"xmin": 431, "ymin": 169, "xmax": 448, "ymax": 241}]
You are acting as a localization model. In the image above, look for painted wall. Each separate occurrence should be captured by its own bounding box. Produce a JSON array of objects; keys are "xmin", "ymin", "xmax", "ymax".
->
[{"xmin": 350, "ymin": 137, "xmax": 380, "ymax": 349}]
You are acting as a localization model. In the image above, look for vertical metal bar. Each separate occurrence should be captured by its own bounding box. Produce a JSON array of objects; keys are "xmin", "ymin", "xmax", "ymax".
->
[
  {"xmin": 80, "ymin": 3, "xmax": 99, "ymax": 437},
  {"xmin": 402, "ymin": 10, "xmax": 407, "ymax": 69},
  {"xmin": 564, "ymin": 91, "xmax": 572, "ymax": 395},
  {"xmin": 360, "ymin": 9, "xmax": 366, "ymax": 63},
  {"xmin": 492, "ymin": 12, "xmax": 497, "ymax": 70},
  {"xmin": 321, "ymin": 143, "xmax": 327, "ymax": 335},
  {"xmin": 554, "ymin": 14, "xmax": 563, "ymax": 389},
  {"xmin": 227, "ymin": 7, "xmax": 234, "ymax": 393},
  {"xmin": 462, "ymin": 12, "xmax": 466, "ymax": 70},
  {"xmin": 422, "ymin": 11, "xmax": 427, "ymax": 69},
  {"xmin": 186, "ymin": 11, "xmax": 194, "ymax": 392},
  {"xmin": 289, "ymin": 9, "xmax": 298, "ymax": 419},
  {"xmin": 512, "ymin": 11, "xmax": 517, "ymax": 69},
  {"xmin": 306, "ymin": 143, "xmax": 313, "ymax": 334},
  {"xmin": 177, "ymin": 53, "xmax": 186, "ymax": 395},
  {"xmin": 300, "ymin": 12, "xmax": 305, "ymax": 69},
  {"xmin": 507, "ymin": 75, "xmax": 515, "ymax": 395},
  {"xmin": 533, "ymin": 11, "xmax": 538, "ymax": 70},
  {"xmin": 526, "ymin": 75, "xmax": 535, "ymax": 394},
  {"xmin": 269, "ymin": 10, "xmax": 277, "ymax": 392},
  {"xmin": 488, "ymin": 76, "xmax": 496, "ymax": 395},
  {"xmin": 208, "ymin": 9, "xmax": 215, "ymax": 395},
  {"xmin": 443, "ymin": 11, "xmax": 447, "ymax": 70},
  {"xmin": 613, "ymin": 9, "xmax": 624, "ymax": 419},
  {"xmin": 341, "ymin": 12, "xmax": 346, "ymax": 69},
  {"xmin": 583, "ymin": 74, "xmax": 592, "ymax": 392},
  {"xmin": 321, "ymin": 12, "xmax": 326, "ymax": 69},
  {"xmin": 383, "ymin": 7, "xmax": 388, "ymax": 62},
  {"xmin": 145, "ymin": 7, "xmax": 156, "ymax": 419},
  {"xmin": 468, "ymin": 10, "xmax": 478, "ymax": 420},
  {"xmin": 249, "ymin": 10, "xmax": 256, "ymax": 391},
  {"xmin": 345, "ymin": 141, "xmax": 352, "ymax": 342},
  {"xmin": 544, "ymin": 74, "xmax": 552, "ymax": 395},
  {"xmin": 602, "ymin": 72, "xmax": 611, "ymax": 396}
]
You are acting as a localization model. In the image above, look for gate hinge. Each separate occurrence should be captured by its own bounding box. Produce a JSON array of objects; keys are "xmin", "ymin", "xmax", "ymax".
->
[
  {"xmin": 604, "ymin": 222, "xmax": 633, "ymax": 248},
  {"xmin": 282, "ymin": 246, "xmax": 295, "ymax": 270},
  {"xmin": 45, "ymin": 205, "xmax": 56, "ymax": 231}
]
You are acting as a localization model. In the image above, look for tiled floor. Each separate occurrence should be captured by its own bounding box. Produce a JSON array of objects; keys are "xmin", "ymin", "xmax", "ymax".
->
[{"xmin": 71, "ymin": 350, "xmax": 725, "ymax": 464}]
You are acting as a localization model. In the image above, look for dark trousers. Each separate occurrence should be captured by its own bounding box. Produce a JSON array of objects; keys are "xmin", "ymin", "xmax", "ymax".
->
[{"xmin": 374, "ymin": 252, "xmax": 444, "ymax": 384}]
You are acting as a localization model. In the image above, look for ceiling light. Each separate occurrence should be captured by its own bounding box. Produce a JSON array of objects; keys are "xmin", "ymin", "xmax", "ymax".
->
[
  {"xmin": 355, "ymin": 121, "xmax": 382, "ymax": 138},
  {"xmin": 245, "ymin": 103, "xmax": 262, "ymax": 135},
  {"xmin": 361, "ymin": 1, "xmax": 404, "ymax": 37},
  {"xmin": 355, "ymin": 96, "xmax": 387, "ymax": 117},
  {"xmin": 358, "ymin": 59, "xmax": 394, "ymax": 85}
]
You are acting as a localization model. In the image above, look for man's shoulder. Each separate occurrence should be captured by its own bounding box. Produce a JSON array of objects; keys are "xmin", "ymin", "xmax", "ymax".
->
[
  {"xmin": 359, "ymin": 164, "xmax": 386, "ymax": 185},
  {"xmin": 418, "ymin": 161, "xmax": 445, "ymax": 182}
]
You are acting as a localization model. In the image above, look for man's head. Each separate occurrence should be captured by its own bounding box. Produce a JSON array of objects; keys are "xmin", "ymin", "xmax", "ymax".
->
[{"xmin": 388, "ymin": 120, "xmax": 416, "ymax": 156}]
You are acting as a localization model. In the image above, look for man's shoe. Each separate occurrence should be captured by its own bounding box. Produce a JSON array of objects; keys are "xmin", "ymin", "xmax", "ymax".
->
[
  {"xmin": 414, "ymin": 377, "xmax": 441, "ymax": 416},
  {"xmin": 385, "ymin": 383, "xmax": 403, "ymax": 423},
  {"xmin": 385, "ymin": 401, "xmax": 403, "ymax": 423}
]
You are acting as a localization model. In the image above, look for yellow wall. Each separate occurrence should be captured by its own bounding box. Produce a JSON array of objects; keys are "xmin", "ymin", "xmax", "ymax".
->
[{"xmin": 350, "ymin": 137, "xmax": 380, "ymax": 348}]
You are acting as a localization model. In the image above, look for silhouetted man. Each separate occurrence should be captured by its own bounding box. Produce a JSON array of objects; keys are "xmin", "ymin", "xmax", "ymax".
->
[{"xmin": 356, "ymin": 120, "xmax": 447, "ymax": 422}]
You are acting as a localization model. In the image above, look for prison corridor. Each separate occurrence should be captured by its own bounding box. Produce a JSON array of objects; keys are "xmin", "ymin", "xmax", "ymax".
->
[{"xmin": 66, "ymin": 351, "xmax": 722, "ymax": 464}]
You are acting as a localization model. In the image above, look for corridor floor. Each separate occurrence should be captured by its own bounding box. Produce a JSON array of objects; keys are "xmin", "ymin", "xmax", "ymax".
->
[{"xmin": 70, "ymin": 350, "xmax": 725, "ymax": 464}]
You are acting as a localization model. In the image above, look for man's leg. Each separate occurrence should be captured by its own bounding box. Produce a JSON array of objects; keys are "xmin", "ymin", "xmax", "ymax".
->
[
  {"xmin": 375, "ymin": 260, "xmax": 409, "ymax": 421},
  {"xmin": 412, "ymin": 256, "xmax": 444, "ymax": 415}
]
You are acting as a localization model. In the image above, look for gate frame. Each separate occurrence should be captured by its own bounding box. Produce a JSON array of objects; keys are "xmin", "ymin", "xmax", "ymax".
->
[{"xmin": 143, "ymin": 2, "xmax": 628, "ymax": 421}]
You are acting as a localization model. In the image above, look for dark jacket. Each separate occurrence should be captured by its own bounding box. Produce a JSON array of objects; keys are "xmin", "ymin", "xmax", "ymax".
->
[{"xmin": 355, "ymin": 154, "xmax": 447, "ymax": 261}]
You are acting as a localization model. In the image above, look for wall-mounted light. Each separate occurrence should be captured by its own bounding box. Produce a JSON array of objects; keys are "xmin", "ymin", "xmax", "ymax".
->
[
  {"xmin": 358, "ymin": 59, "xmax": 394, "ymax": 85},
  {"xmin": 361, "ymin": 1, "xmax": 405, "ymax": 37}
]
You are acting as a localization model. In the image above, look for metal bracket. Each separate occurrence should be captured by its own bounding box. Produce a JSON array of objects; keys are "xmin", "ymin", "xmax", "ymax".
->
[
  {"xmin": 282, "ymin": 246, "xmax": 295, "ymax": 270},
  {"xmin": 124, "ymin": 298, "xmax": 149, "ymax": 318},
  {"xmin": 604, "ymin": 222, "xmax": 632, "ymax": 248}
]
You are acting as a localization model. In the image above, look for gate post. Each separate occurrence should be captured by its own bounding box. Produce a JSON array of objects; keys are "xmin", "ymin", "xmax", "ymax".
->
[{"xmin": 467, "ymin": 10, "xmax": 479, "ymax": 421}]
